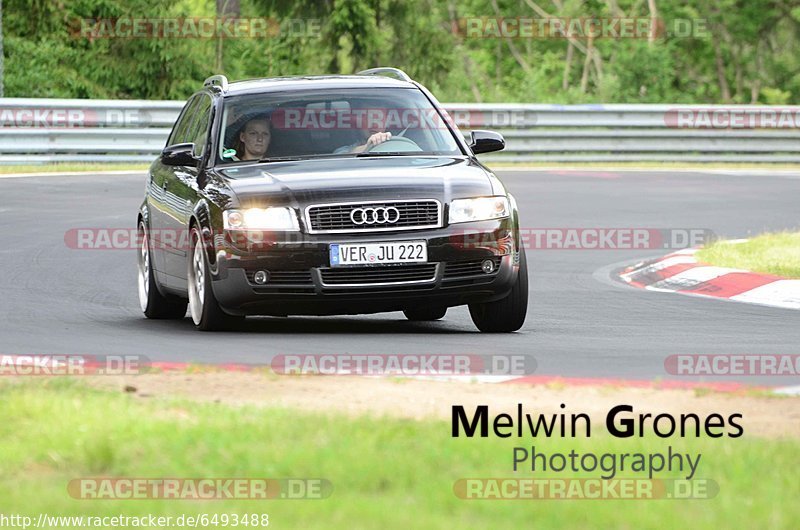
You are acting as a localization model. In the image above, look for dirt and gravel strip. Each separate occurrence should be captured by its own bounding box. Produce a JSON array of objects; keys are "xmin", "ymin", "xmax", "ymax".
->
[{"xmin": 88, "ymin": 372, "xmax": 800, "ymax": 439}]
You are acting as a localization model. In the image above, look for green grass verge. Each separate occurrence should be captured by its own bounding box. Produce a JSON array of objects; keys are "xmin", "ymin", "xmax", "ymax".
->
[
  {"xmin": 0, "ymin": 163, "xmax": 149, "ymax": 174},
  {"xmin": 0, "ymin": 379, "xmax": 796, "ymax": 529},
  {"xmin": 697, "ymin": 232, "xmax": 800, "ymax": 278}
]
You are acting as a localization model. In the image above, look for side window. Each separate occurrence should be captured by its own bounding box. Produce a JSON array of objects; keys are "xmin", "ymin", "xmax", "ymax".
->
[
  {"xmin": 189, "ymin": 95, "xmax": 213, "ymax": 158},
  {"xmin": 167, "ymin": 96, "xmax": 200, "ymax": 146}
]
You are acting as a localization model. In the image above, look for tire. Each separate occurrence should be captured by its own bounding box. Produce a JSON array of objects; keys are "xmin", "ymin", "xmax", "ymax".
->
[
  {"xmin": 187, "ymin": 227, "xmax": 241, "ymax": 331},
  {"xmin": 137, "ymin": 222, "xmax": 187, "ymax": 319},
  {"xmin": 468, "ymin": 248, "xmax": 528, "ymax": 333},
  {"xmin": 403, "ymin": 305, "xmax": 447, "ymax": 321}
]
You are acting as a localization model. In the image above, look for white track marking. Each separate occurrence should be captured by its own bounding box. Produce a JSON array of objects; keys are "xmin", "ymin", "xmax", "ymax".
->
[
  {"xmin": 730, "ymin": 280, "xmax": 800, "ymax": 310},
  {"xmin": 619, "ymin": 255, "xmax": 700, "ymax": 282},
  {"xmin": 648, "ymin": 266, "xmax": 743, "ymax": 292}
]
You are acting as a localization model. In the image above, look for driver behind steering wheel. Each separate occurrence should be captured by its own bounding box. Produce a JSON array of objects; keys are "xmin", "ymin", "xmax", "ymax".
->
[{"xmin": 333, "ymin": 124, "xmax": 392, "ymax": 154}]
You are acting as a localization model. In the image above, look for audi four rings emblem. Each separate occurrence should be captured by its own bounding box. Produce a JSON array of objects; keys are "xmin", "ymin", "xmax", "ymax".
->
[{"xmin": 350, "ymin": 206, "xmax": 401, "ymax": 225}]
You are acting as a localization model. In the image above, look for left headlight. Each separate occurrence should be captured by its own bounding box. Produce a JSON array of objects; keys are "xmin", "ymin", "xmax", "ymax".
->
[
  {"xmin": 448, "ymin": 196, "xmax": 510, "ymax": 224},
  {"xmin": 223, "ymin": 207, "xmax": 300, "ymax": 231}
]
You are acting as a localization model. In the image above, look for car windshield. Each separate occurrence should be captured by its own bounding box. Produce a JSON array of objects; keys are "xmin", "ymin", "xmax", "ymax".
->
[{"xmin": 216, "ymin": 87, "xmax": 463, "ymax": 164}]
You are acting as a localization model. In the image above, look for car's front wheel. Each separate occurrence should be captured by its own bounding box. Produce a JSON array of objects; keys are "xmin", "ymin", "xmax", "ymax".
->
[
  {"xmin": 468, "ymin": 249, "xmax": 528, "ymax": 333},
  {"xmin": 188, "ymin": 227, "xmax": 241, "ymax": 331},
  {"xmin": 137, "ymin": 221, "xmax": 187, "ymax": 319}
]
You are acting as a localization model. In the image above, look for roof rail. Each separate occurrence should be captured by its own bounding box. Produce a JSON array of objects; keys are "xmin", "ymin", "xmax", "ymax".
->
[
  {"xmin": 203, "ymin": 74, "xmax": 229, "ymax": 92},
  {"xmin": 356, "ymin": 67, "xmax": 412, "ymax": 83}
]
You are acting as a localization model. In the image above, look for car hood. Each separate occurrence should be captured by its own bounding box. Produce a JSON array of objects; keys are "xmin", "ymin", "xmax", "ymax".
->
[{"xmin": 217, "ymin": 156, "xmax": 503, "ymax": 208}]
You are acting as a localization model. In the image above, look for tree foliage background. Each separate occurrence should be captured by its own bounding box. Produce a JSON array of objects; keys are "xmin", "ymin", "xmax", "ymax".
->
[{"xmin": 2, "ymin": 0, "xmax": 799, "ymax": 103}]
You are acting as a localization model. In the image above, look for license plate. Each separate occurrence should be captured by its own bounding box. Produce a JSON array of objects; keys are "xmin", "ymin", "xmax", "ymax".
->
[{"xmin": 330, "ymin": 241, "xmax": 427, "ymax": 266}]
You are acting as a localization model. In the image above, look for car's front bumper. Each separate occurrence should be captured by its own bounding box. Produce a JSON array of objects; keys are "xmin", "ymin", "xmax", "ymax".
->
[{"xmin": 207, "ymin": 219, "xmax": 519, "ymax": 316}]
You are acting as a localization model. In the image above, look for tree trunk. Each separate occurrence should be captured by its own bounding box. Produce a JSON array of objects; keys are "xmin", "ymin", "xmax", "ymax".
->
[
  {"xmin": 447, "ymin": 0, "xmax": 483, "ymax": 102},
  {"xmin": 0, "ymin": 0, "xmax": 4, "ymax": 98},
  {"xmin": 711, "ymin": 29, "xmax": 731, "ymax": 102},
  {"xmin": 215, "ymin": 0, "xmax": 241, "ymax": 73},
  {"xmin": 562, "ymin": 41, "xmax": 574, "ymax": 91},
  {"xmin": 647, "ymin": 0, "xmax": 658, "ymax": 45},
  {"xmin": 580, "ymin": 36, "xmax": 594, "ymax": 93},
  {"xmin": 371, "ymin": 0, "xmax": 381, "ymax": 66},
  {"xmin": 591, "ymin": 44, "xmax": 603, "ymax": 82},
  {"xmin": 750, "ymin": 40, "xmax": 764, "ymax": 104},
  {"xmin": 732, "ymin": 42, "xmax": 746, "ymax": 103},
  {"xmin": 496, "ymin": 40, "xmax": 502, "ymax": 86},
  {"xmin": 706, "ymin": 4, "xmax": 732, "ymax": 103},
  {"xmin": 522, "ymin": 0, "xmax": 589, "ymax": 55},
  {"xmin": 489, "ymin": 0, "xmax": 532, "ymax": 74}
]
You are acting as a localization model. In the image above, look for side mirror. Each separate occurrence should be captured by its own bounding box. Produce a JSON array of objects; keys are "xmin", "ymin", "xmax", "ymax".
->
[
  {"xmin": 162, "ymin": 143, "xmax": 199, "ymax": 167},
  {"xmin": 469, "ymin": 130, "xmax": 505, "ymax": 155}
]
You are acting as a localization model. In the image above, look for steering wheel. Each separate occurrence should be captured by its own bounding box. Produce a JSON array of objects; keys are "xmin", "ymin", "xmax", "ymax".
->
[{"xmin": 366, "ymin": 136, "xmax": 423, "ymax": 153}]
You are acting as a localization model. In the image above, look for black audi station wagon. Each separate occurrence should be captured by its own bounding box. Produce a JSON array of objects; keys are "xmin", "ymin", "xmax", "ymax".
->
[{"xmin": 137, "ymin": 68, "xmax": 528, "ymax": 331}]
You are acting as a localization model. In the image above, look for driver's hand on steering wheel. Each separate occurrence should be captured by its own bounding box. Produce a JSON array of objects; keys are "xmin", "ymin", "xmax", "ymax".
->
[
  {"xmin": 353, "ymin": 131, "xmax": 392, "ymax": 153},
  {"xmin": 367, "ymin": 131, "xmax": 392, "ymax": 147}
]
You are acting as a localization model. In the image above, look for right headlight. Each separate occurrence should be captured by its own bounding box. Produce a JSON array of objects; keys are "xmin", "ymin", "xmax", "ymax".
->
[
  {"xmin": 448, "ymin": 196, "xmax": 510, "ymax": 224},
  {"xmin": 223, "ymin": 207, "xmax": 300, "ymax": 231}
]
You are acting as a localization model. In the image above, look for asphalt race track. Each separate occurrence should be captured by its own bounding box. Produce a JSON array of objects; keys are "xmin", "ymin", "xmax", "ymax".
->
[{"xmin": 2, "ymin": 168, "xmax": 798, "ymax": 385}]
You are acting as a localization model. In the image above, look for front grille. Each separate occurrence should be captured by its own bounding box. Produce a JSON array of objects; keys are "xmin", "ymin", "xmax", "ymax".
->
[
  {"xmin": 306, "ymin": 200, "xmax": 440, "ymax": 233},
  {"xmin": 246, "ymin": 269, "xmax": 314, "ymax": 285},
  {"xmin": 443, "ymin": 257, "xmax": 502, "ymax": 280},
  {"xmin": 319, "ymin": 263, "xmax": 438, "ymax": 286}
]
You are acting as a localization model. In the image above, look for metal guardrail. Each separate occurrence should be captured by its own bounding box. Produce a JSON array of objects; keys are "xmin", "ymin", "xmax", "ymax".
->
[{"xmin": 1, "ymin": 98, "xmax": 799, "ymax": 164}]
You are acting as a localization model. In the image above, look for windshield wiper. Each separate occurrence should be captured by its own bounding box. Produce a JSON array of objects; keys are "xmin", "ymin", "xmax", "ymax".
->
[
  {"xmin": 257, "ymin": 156, "xmax": 306, "ymax": 163},
  {"xmin": 256, "ymin": 153, "xmax": 359, "ymax": 163},
  {"xmin": 355, "ymin": 151, "xmax": 422, "ymax": 157}
]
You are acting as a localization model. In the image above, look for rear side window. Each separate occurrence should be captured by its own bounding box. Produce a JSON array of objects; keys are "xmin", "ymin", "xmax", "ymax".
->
[
  {"xmin": 188, "ymin": 95, "xmax": 213, "ymax": 157},
  {"xmin": 168, "ymin": 96, "xmax": 200, "ymax": 146}
]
